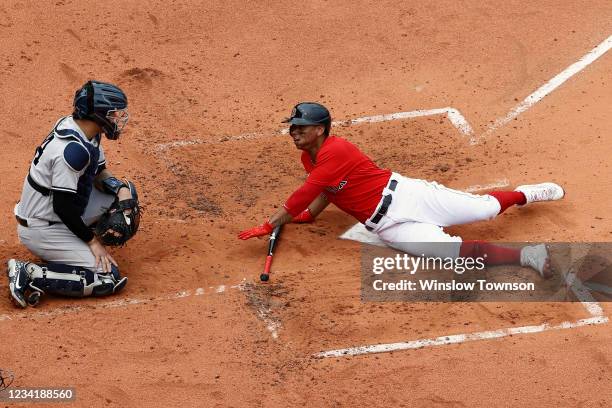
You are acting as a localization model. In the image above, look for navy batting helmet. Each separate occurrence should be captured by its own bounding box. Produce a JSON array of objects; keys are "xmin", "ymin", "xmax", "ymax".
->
[
  {"xmin": 283, "ymin": 102, "xmax": 331, "ymax": 135},
  {"xmin": 73, "ymin": 80, "xmax": 129, "ymax": 140}
]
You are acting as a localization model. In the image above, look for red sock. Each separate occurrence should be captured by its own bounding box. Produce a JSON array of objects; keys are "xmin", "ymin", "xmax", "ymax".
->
[
  {"xmin": 459, "ymin": 240, "xmax": 521, "ymax": 265},
  {"xmin": 488, "ymin": 191, "xmax": 526, "ymax": 214}
]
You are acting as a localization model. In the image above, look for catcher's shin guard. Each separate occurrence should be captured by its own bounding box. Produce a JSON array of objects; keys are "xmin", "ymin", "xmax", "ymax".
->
[{"xmin": 26, "ymin": 263, "xmax": 128, "ymax": 303}]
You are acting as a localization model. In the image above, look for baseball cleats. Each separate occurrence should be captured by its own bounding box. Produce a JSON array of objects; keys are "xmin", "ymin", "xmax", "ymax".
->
[
  {"xmin": 7, "ymin": 259, "xmax": 29, "ymax": 308},
  {"xmin": 520, "ymin": 244, "xmax": 552, "ymax": 278},
  {"xmin": 515, "ymin": 182, "xmax": 565, "ymax": 205}
]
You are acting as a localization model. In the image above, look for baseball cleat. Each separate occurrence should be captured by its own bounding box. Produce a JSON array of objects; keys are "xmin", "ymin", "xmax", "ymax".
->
[
  {"xmin": 515, "ymin": 182, "xmax": 565, "ymax": 205},
  {"xmin": 26, "ymin": 290, "xmax": 42, "ymax": 307},
  {"xmin": 7, "ymin": 259, "xmax": 29, "ymax": 308},
  {"xmin": 520, "ymin": 244, "xmax": 552, "ymax": 278}
]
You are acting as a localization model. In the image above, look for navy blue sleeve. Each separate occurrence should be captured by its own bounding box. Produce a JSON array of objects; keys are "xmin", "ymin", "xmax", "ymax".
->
[{"xmin": 62, "ymin": 142, "xmax": 90, "ymax": 172}]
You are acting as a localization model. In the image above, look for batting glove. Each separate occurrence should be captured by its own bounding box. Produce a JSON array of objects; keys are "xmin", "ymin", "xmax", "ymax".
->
[
  {"xmin": 238, "ymin": 221, "xmax": 274, "ymax": 240},
  {"xmin": 292, "ymin": 208, "xmax": 314, "ymax": 223}
]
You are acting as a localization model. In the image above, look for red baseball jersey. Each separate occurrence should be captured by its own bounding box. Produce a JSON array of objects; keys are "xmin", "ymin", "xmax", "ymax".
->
[{"xmin": 284, "ymin": 136, "xmax": 392, "ymax": 223}]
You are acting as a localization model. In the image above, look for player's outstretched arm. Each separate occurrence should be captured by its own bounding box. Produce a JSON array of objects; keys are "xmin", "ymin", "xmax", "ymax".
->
[
  {"xmin": 238, "ymin": 182, "xmax": 327, "ymax": 240},
  {"xmin": 238, "ymin": 208, "xmax": 292, "ymax": 240}
]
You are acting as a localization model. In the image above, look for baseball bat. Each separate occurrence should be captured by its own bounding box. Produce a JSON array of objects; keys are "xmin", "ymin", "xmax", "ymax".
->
[{"xmin": 260, "ymin": 224, "xmax": 283, "ymax": 282}]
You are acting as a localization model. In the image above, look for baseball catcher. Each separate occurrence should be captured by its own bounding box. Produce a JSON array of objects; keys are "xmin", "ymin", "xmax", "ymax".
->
[
  {"xmin": 7, "ymin": 80, "xmax": 141, "ymax": 308},
  {"xmin": 238, "ymin": 102, "xmax": 565, "ymax": 277}
]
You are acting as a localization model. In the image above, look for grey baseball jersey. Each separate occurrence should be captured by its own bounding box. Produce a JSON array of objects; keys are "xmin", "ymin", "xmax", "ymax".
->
[{"xmin": 15, "ymin": 116, "xmax": 106, "ymax": 223}]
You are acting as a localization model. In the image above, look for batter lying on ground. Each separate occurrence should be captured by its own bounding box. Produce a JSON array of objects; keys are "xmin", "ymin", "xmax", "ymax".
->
[
  {"xmin": 238, "ymin": 102, "xmax": 565, "ymax": 277},
  {"xmin": 6, "ymin": 81, "xmax": 141, "ymax": 308}
]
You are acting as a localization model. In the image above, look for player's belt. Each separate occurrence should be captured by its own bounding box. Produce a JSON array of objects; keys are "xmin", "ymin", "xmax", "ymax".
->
[
  {"xmin": 366, "ymin": 179, "xmax": 398, "ymax": 231},
  {"xmin": 27, "ymin": 173, "xmax": 51, "ymax": 196},
  {"xmin": 15, "ymin": 215, "xmax": 58, "ymax": 228}
]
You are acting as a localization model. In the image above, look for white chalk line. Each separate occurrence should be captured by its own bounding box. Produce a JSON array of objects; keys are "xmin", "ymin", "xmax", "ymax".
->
[
  {"xmin": 463, "ymin": 178, "xmax": 510, "ymax": 193},
  {"xmin": 257, "ymin": 305, "xmax": 280, "ymax": 340},
  {"xmin": 154, "ymin": 34, "xmax": 612, "ymax": 155},
  {"xmin": 155, "ymin": 132, "xmax": 265, "ymax": 151},
  {"xmin": 317, "ymin": 259, "xmax": 609, "ymax": 359},
  {"xmin": 327, "ymin": 232, "xmax": 609, "ymax": 359},
  {"xmin": 0, "ymin": 281, "xmax": 246, "ymax": 322},
  {"xmin": 155, "ymin": 35, "xmax": 612, "ymax": 152},
  {"xmin": 315, "ymin": 316, "xmax": 609, "ymax": 358},
  {"xmin": 583, "ymin": 282, "xmax": 612, "ymax": 296},
  {"xmin": 475, "ymin": 34, "xmax": 612, "ymax": 144},
  {"xmin": 280, "ymin": 107, "xmax": 474, "ymax": 135},
  {"xmin": 155, "ymin": 107, "xmax": 474, "ymax": 152},
  {"xmin": 564, "ymin": 244, "xmax": 606, "ymax": 318},
  {"xmin": 0, "ymin": 279, "xmax": 281, "ymax": 340},
  {"xmin": 241, "ymin": 283, "xmax": 282, "ymax": 340},
  {"xmin": 569, "ymin": 277, "xmax": 604, "ymax": 318},
  {"xmin": 339, "ymin": 179, "xmax": 510, "ymax": 245}
]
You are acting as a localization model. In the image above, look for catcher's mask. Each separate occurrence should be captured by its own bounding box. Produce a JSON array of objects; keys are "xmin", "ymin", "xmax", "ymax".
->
[{"xmin": 73, "ymin": 80, "xmax": 129, "ymax": 140}]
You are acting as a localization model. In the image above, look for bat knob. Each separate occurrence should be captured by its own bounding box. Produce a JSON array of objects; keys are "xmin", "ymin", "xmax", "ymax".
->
[{"xmin": 260, "ymin": 273, "xmax": 269, "ymax": 282}]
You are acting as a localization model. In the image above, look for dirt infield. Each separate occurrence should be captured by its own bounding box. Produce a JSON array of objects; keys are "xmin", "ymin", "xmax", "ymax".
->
[{"xmin": 1, "ymin": 1, "xmax": 611, "ymax": 407}]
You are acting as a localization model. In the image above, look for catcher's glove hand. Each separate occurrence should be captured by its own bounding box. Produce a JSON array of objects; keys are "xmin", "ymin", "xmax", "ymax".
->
[{"xmin": 95, "ymin": 181, "xmax": 142, "ymax": 246}]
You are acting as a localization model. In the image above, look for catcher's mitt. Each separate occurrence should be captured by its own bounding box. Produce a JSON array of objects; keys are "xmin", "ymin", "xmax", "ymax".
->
[{"xmin": 95, "ymin": 181, "xmax": 141, "ymax": 246}]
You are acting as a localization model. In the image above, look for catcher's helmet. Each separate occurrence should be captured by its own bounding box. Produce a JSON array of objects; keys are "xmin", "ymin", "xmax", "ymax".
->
[
  {"xmin": 283, "ymin": 102, "xmax": 331, "ymax": 135},
  {"xmin": 73, "ymin": 80, "xmax": 129, "ymax": 140}
]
